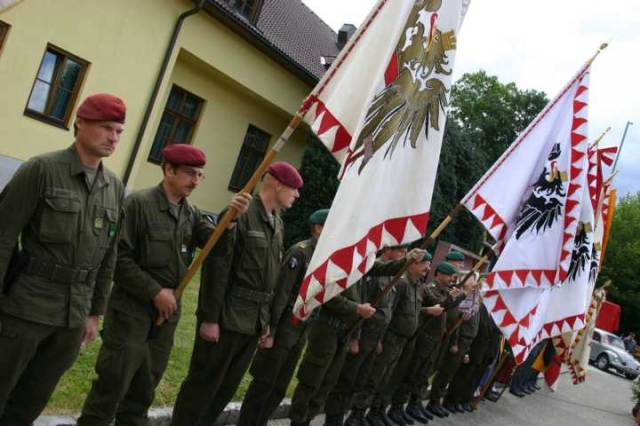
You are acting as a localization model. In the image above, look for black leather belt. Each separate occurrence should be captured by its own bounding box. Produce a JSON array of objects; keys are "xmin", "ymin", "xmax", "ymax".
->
[
  {"xmin": 26, "ymin": 259, "xmax": 98, "ymax": 284},
  {"xmin": 228, "ymin": 286, "xmax": 273, "ymax": 303}
]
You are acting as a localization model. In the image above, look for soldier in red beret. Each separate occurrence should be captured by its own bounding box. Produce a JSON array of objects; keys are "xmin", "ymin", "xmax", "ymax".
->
[
  {"xmin": 77, "ymin": 143, "xmax": 252, "ymax": 426},
  {"xmin": 171, "ymin": 161, "xmax": 304, "ymax": 426},
  {"xmin": 0, "ymin": 93, "xmax": 127, "ymax": 423}
]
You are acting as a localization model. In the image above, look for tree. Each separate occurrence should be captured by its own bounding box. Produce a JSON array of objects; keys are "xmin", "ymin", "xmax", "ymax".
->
[
  {"xmin": 282, "ymin": 131, "xmax": 340, "ymax": 248},
  {"xmin": 599, "ymin": 191, "xmax": 640, "ymax": 333}
]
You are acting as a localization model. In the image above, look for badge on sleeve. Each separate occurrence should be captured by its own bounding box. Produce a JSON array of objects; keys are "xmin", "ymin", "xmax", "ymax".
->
[
  {"xmin": 288, "ymin": 257, "xmax": 299, "ymax": 269},
  {"xmin": 94, "ymin": 217, "xmax": 104, "ymax": 229}
]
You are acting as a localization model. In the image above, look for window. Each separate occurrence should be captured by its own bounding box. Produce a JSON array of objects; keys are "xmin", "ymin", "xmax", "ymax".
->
[
  {"xmin": 24, "ymin": 45, "xmax": 88, "ymax": 128},
  {"xmin": 228, "ymin": 125, "xmax": 271, "ymax": 191},
  {"xmin": 148, "ymin": 85, "xmax": 204, "ymax": 163},
  {"xmin": 593, "ymin": 331, "xmax": 601, "ymax": 342},
  {"xmin": 0, "ymin": 21, "xmax": 9, "ymax": 55},
  {"xmin": 223, "ymin": 0, "xmax": 264, "ymax": 23}
]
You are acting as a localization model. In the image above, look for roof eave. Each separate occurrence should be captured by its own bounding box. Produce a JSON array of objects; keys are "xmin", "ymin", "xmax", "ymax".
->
[{"xmin": 203, "ymin": 1, "xmax": 321, "ymax": 87}]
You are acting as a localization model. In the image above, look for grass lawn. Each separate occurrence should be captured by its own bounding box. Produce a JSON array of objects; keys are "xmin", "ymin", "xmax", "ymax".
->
[{"xmin": 44, "ymin": 272, "xmax": 300, "ymax": 414}]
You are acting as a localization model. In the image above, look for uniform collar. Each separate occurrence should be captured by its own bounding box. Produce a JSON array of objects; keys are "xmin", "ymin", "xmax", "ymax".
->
[
  {"xmin": 255, "ymin": 193, "xmax": 275, "ymax": 224},
  {"xmin": 67, "ymin": 144, "xmax": 109, "ymax": 189},
  {"xmin": 154, "ymin": 183, "xmax": 192, "ymax": 224}
]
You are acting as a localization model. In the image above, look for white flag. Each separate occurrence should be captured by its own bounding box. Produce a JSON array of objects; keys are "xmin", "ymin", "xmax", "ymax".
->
[{"xmin": 293, "ymin": 0, "xmax": 471, "ymax": 319}]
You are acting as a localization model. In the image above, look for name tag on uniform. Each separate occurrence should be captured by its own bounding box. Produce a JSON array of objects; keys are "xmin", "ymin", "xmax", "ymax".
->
[{"xmin": 94, "ymin": 217, "xmax": 104, "ymax": 229}]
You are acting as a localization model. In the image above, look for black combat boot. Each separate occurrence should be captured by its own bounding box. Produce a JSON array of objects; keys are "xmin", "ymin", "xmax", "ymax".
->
[
  {"xmin": 365, "ymin": 409, "xmax": 386, "ymax": 426},
  {"xmin": 345, "ymin": 408, "xmax": 366, "ymax": 426},
  {"xmin": 405, "ymin": 403, "xmax": 429, "ymax": 424},
  {"xmin": 386, "ymin": 407, "xmax": 407, "ymax": 426}
]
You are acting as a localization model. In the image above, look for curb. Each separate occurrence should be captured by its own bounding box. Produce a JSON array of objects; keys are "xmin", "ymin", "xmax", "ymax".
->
[{"xmin": 35, "ymin": 399, "xmax": 294, "ymax": 426}]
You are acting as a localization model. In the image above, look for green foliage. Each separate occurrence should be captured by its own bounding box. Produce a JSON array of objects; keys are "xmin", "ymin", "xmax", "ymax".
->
[
  {"xmin": 599, "ymin": 191, "xmax": 640, "ymax": 333},
  {"xmin": 282, "ymin": 131, "xmax": 340, "ymax": 248}
]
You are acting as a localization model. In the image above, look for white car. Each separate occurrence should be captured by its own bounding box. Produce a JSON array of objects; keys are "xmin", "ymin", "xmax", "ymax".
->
[{"xmin": 590, "ymin": 329, "xmax": 640, "ymax": 379}]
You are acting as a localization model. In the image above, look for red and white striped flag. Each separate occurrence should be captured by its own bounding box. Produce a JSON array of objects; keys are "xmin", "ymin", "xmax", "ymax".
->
[
  {"xmin": 293, "ymin": 0, "xmax": 471, "ymax": 319},
  {"xmin": 462, "ymin": 61, "xmax": 595, "ymax": 363}
]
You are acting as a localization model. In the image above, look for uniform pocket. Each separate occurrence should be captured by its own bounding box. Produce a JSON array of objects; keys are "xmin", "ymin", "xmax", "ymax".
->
[
  {"xmin": 141, "ymin": 226, "xmax": 173, "ymax": 268},
  {"xmin": 242, "ymin": 236, "xmax": 268, "ymax": 270},
  {"xmin": 39, "ymin": 196, "xmax": 80, "ymax": 243}
]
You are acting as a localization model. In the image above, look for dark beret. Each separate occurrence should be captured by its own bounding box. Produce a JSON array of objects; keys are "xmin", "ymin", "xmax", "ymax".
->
[
  {"xmin": 309, "ymin": 208, "xmax": 329, "ymax": 225},
  {"xmin": 162, "ymin": 144, "xmax": 206, "ymax": 167},
  {"xmin": 436, "ymin": 261, "xmax": 457, "ymax": 275},
  {"xmin": 76, "ymin": 93, "xmax": 126, "ymax": 123},
  {"xmin": 421, "ymin": 251, "xmax": 433, "ymax": 262},
  {"xmin": 267, "ymin": 161, "xmax": 303, "ymax": 189},
  {"xmin": 446, "ymin": 251, "xmax": 465, "ymax": 261}
]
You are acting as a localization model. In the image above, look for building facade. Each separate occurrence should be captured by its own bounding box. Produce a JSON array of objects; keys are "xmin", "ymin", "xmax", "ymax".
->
[{"xmin": 0, "ymin": 0, "xmax": 345, "ymax": 212}]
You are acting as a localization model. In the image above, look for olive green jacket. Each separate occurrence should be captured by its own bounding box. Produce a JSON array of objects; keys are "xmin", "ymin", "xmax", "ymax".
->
[
  {"xmin": 269, "ymin": 238, "xmax": 316, "ymax": 335},
  {"xmin": 108, "ymin": 184, "xmax": 230, "ymax": 322},
  {"xmin": 386, "ymin": 273, "xmax": 422, "ymax": 338},
  {"xmin": 198, "ymin": 194, "xmax": 283, "ymax": 335},
  {"xmin": 0, "ymin": 145, "xmax": 123, "ymax": 328}
]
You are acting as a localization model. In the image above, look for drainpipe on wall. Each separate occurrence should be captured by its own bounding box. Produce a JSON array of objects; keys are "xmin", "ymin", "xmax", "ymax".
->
[{"xmin": 122, "ymin": 0, "xmax": 206, "ymax": 186}]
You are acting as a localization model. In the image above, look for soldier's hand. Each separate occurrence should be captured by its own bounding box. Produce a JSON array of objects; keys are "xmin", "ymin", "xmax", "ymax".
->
[
  {"xmin": 355, "ymin": 303, "xmax": 376, "ymax": 319},
  {"xmin": 377, "ymin": 340, "xmax": 383, "ymax": 355},
  {"xmin": 82, "ymin": 315, "xmax": 100, "ymax": 346},
  {"xmin": 260, "ymin": 336, "xmax": 274, "ymax": 349},
  {"xmin": 200, "ymin": 322, "xmax": 220, "ymax": 342},
  {"xmin": 153, "ymin": 289, "xmax": 177, "ymax": 319},
  {"xmin": 427, "ymin": 304, "xmax": 444, "ymax": 317},
  {"xmin": 349, "ymin": 339, "xmax": 360, "ymax": 355},
  {"xmin": 463, "ymin": 354, "xmax": 470, "ymax": 364},
  {"xmin": 406, "ymin": 248, "xmax": 426, "ymax": 263},
  {"xmin": 230, "ymin": 192, "xmax": 252, "ymax": 215},
  {"xmin": 450, "ymin": 345, "xmax": 459, "ymax": 354},
  {"xmin": 449, "ymin": 287, "xmax": 462, "ymax": 299}
]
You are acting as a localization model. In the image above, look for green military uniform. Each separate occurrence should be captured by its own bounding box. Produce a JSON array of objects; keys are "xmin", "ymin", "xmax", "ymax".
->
[
  {"xmin": 445, "ymin": 303, "xmax": 501, "ymax": 406},
  {"xmin": 429, "ymin": 308, "xmax": 480, "ymax": 405},
  {"xmin": 323, "ymin": 271, "xmax": 397, "ymax": 419},
  {"xmin": 77, "ymin": 184, "xmax": 227, "ymax": 426},
  {"xmin": 288, "ymin": 258, "xmax": 406, "ymax": 425},
  {"xmin": 171, "ymin": 194, "xmax": 283, "ymax": 426},
  {"xmin": 389, "ymin": 280, "xmax": 454, "ymax": 407},
  {"xmin": 359, "ymin": 273, "xmax": 421, "ymax": 418},
  {"xmin": 0, "ymin": 146, "xmax": 123, "ymax": 424},
  {"xmin": 236, "ymin": 238, "xmax": 317, "ymax": 426}
]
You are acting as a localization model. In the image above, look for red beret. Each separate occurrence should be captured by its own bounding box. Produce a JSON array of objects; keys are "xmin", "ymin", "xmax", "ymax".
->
[
  {"xmin": 162, "ymin": 144, "xmax": 206, "ymax": 167},
  {"xmin": 266, "ymin": 161, "xmax": 303, "ymax": 189},
  {"xmin": 76, "ymin": 93, "xmax": 126, "ymax": 123}
]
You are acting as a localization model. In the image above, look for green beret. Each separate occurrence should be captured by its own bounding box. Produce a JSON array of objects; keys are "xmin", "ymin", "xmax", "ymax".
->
[
  {"xmin": 436, "ymin": 261, "xmax": 457, "ymax": 275},
  {"xmin": 309, "ymin": 209, "xmax": 329, "ymax": 225},
  {"xmin": 446, "ymin": 251, "xmax": 465, "ymax": 261},
  {"xmin": 421, "ymin": 251, "xmax": 433, "ymax": 262}
]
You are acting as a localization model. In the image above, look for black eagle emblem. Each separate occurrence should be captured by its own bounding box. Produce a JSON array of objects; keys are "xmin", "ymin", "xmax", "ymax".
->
[
  {"xmin": 567, "ymin": 222, "xmax": 591, "ymax": 282},
  {"xmin": 589, "ymin": 245, "xmax": 600, "ymax": 284},
  {"xmin": 515, "ymin": 143, "xmax": 566, "ymax": 240}
]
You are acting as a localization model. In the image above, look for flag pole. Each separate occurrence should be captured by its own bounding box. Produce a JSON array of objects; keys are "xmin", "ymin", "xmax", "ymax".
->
[
  {"xmin": 588, "ymin": 127, "xmax": 611, "ymax": 150},
  {"xmin": 473, "ymin": 350, "xmax": 510, "ymax": 409},
  {"xmin": 612, "ymin": 121, "xmax": 633, "ymax": 172},
  {"xmin": 156, "ymin": 114, "xmax": 303, "ymax": 325}
]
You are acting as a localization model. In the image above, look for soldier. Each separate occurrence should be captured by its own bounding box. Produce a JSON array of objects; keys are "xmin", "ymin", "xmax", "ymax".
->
[
  {"xmin": 170, "ymin": 161, "xmax": 303, "ymax": 426},
  {"xmin": 0, "ymin": 94, "xmax": 126, "ymax": 425},
  {"xmin": 236, "ymin": 208, "xmax": 329, "ymax": 426},
  {"xmin": 76, "ymin": 144, "xmax": 252, "ymax": 426},
  {"xmin": 428, "ymin": 274, "xmax": 481, "ymax": 415},
  {"xmin": 360, "ymin": 253, "xmax": 441, "ymax": 426},
  {"xmin": 386, "ymin": 261, "xmax": 462, "ymax": 424},
  {"xmin": 444, "ymin": 300, "xmax": 502, "ymax": 412},
  {"xmin": 445, "ymin": 251, "xmax": 466, "ymax": 270},
  {"xmin": 288, "ymin": 247, "xmax": 426, "ymax": 426},
  {"xmin": 324, "ymin": 245, "xmax": 410, "ymax": 423}
]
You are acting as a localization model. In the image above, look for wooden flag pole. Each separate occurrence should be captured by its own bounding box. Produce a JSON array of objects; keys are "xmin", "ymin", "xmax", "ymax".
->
[
  {"xmin": 343, "ymin": 203, "xmax": 464, "ymax": 337},
  {"xmin": 156, "ymin": 114, "xmax": 303, "ymax": 325},
  {"xmin": 588, "ymin": 126, "xmax": 612, "ymax": 150},
  {"xmin": 473, "ymin": 350, "xmax": 510, "ymax": 409}
]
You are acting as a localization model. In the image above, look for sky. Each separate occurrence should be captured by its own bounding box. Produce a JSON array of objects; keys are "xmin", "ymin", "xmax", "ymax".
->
[{"xmin": 302, "ymin": 0, "xmax": 639, "ymax": 198}]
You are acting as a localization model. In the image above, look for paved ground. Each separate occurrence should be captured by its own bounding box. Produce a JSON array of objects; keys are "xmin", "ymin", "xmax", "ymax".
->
[{"xmin": 258, "ymin": 366, "xmax": 636, "ymax": 426}]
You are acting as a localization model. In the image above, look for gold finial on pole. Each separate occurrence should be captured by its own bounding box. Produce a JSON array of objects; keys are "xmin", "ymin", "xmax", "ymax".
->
[{"xmin": 587, "ymin": 41, "xmax": 610, "ymax": 65}]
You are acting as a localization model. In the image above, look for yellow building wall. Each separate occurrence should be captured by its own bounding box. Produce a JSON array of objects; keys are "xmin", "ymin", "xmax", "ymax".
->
[
  {"xmin": 0, "ymin": 0, "xmax": 314, "ymax": 211},
  {"xmin": 134, "ymin": 50, "xmax": 308, "ymax": 213}
]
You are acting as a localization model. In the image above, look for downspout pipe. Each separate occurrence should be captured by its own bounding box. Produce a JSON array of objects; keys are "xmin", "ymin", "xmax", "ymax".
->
[{"xmin": 122, "ymin": 0, "xmax": 207, "ymax": 186}]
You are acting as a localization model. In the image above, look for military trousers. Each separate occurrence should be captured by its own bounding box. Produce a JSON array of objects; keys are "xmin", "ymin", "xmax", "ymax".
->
[
  {"xmin": 236, "ymin": 318, "xmax": 310, "ymax": 426},
  {"xmin": 404, "ymin": 333, "xmax": 442, "ymax": 405},
  {"xmin": 288, "ymin": 319, "xmax": 350, "ymax": 423},
  {"xmin": 77, "ymin": 308, "xmax": 178, "ymax": 426},
  {"xmin": 363, "ymin": 331, "xmax": 409, "ymax": 411},
  {"xmin": 0, "ymin": 311, "xmax": 84, "ymax": 425},
  {"xmin": 170, "ymin": 326, "xmax": 259, "ymax": 426},
  {"xmin": 445, "ymin": 358, "xmax": 487, "ymax": 404},
  {"xmin": 429, "ymin": 337, "xmax": 473, "ymax": 403},
  {"xmin": 324, "ymin": 329, "xmax": 380, "ymax": 417}
]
